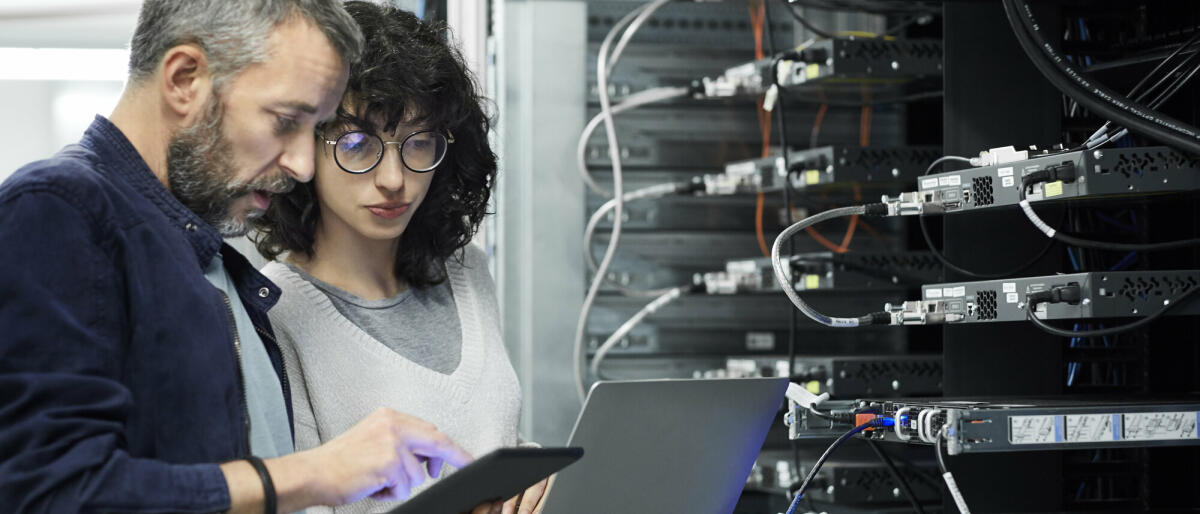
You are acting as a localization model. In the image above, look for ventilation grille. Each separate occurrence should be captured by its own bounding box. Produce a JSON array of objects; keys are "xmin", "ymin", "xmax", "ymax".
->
[
  {"xmin": 848, "ymin": 147, "xmax": 943, "ymax": 170},
  {"xmin": 1103, "ymin": 150, "xmax": 1200, "ymax": 179},
  {"xmin": 1115, "ymin": 274, "xmax": 1199, "ymax": 303},
  {"xmin": 976, "ymin": 290, "xmax": 998, "ymax": 320},
  {"xmin": 853, "ymin": 253, "xmax": 943, "ymax": 273},
  {"xmin": 842, "ymin": 359, "xmax": 942, "ymax": 379},
  {"xmin": 972, "ymin": 176, "xmax": 995, "ymax": 206},
  {"xmin": 845, "ymin": 40, "xmax": 944, "ymax": 61}
]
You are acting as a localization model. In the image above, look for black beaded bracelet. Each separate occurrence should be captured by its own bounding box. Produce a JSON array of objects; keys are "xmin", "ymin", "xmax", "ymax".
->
[{"xmin": 245, "ymin": 456, "xmax": 277, "ymax": 514}]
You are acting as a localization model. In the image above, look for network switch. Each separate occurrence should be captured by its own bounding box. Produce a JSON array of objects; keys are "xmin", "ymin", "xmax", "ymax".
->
[
  {"xmin": 720, "ymin": 354, "xmax": 942, "ymax": 398},
  {"xmin": 856, "ymin": 397, "xmax": 1200, "ymax": 455},
  {"xmin": 889, "ymin": 270, "xmax": 1200, "ymax": 325},
  {"xmin": 918, "ymin": 146, "xmax": 1200, "ymax": 213},
  {"xmin": 713, "ymin": 146, "xmax": 941, "ymax": 195},
  {"xmin": 698, "ymin": 38, "xmax": 943, "ymax": 100},
  {"xmin": 703, "ymin": 252, "xmax": 941, "ymax": 295}
]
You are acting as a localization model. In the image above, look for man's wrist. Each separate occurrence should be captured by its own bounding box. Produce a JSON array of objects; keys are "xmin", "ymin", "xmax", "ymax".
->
[{"xmin": 267, "ymin": 451, "xmax": 328, "ymax": 512}]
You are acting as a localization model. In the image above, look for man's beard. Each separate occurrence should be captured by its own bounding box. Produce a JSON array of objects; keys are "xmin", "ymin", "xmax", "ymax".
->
[{"xmin": 167, "ymin": 97, "xmax": 295, "ymax": 237}]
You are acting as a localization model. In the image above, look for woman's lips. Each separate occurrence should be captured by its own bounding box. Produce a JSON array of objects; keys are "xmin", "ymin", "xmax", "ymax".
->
[{"xmin": 366, "ymin": 204, "xmax": 409, "ymax": 219}]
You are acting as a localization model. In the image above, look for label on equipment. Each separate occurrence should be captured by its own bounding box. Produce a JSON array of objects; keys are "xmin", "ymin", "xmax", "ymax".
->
[
  {"xmin": 805, "ymin": 274, "xmax": 820, "ymax": 290},
  {"xmin": 1003, "ymin": 282, "xmax": 1016, "ymax": 293},
  {"xmin": 1006, "ymin": 292, "xmax": 1019, "ymax": 304},
  {"xmin": 998, "ymin": 167, "xmax": 1014, "ymax": 177},
  {"xmin": 1065, "ymin": 414, "xmax": 1113, "ymax": 442},
  {"xmin": 725, "ymin": 160, "xmax": 757, "ymax": 176},
  {"xmin": 921, "ymin": 178, "xmax": 939, "ymax": 190},
  {"xmin": 1044, "ymin": 180, "xmax": 1064, "ymax": 197},
  {"xmin": 1122, "ymin": 411, "xmax": 1200, "ymax": 441},
  {"xmin": 1010, "ymin": 415, "xmax": 1057, "ymax": 444},
  {"xmin": 805, "ymin": 170, "xmax": 821, "ymax": 185},
  {"xmin": 938, "ymin": 175, "xmax": 961, "ymax": 187},
  {"xmin": 1002, "ymin": 176, "xmax": 1015, "ymax": 188},
  {"xmin": 944, "ymin": 286, "xmax": 966, "ymax": 297},
  {"xmin": 805, "ymin": 63, "xmax": 820, "ymax": 80},
  {"xmin": 926, "ymin": 288, "xmax": 943, "ymax": 299},
  {"xmin": 745, "ymin": 332, "xmax": 775, "ymax": 351}
]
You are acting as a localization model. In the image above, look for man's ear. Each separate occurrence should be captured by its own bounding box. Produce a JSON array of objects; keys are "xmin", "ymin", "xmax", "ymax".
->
[{"xmin": 159, "ymin": 44, "xmax": 213, "ymax": 123}]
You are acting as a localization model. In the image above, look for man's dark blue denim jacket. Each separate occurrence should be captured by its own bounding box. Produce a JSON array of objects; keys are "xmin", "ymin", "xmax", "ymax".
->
[{"xmin": 0, "ymin": 116, "xmax": 293, "ymax": 513}]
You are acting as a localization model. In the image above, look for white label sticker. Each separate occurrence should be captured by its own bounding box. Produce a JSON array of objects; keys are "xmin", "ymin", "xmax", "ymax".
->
[
  {"xmin": 725, "ymin": 160, "xmax": 757, "ymax": 176},
  {"xmin": 1010, "ymin": 415, "xmax": 1057, "ymax": 444},
  {"xmin": 950, "ymin": 286, "xmax": 966, "ymax": 297},
  {"xmin": 998, "ymin": 167, "xmax": 1014, "ymax": 177},
  {"xmin": 745, "ymin": 332, "xmax": 775, "ymax": 351},
  {"xmin": 941, "ymin": 286, "xmax": 965, "ymax": 298},
  {"xmin": 1065, "ymin": 414, "xmax": 1114, "ymax": 443},
  {"xmin": 1002, "ymin": 176, "xmax": 1015, "ymax": 188},
  {"xmin": 921, "ymin": 178, "xmax": 939, "ymax": 190},
  {"xmin": 938, "ymin": 175, "xmax": 961, "ymax": 187},
  {"xmin": 1123, "ymin": 412, "xmax": 1199, "ymax": 441},
  {"xmin": 1003, "ymin": 282, "xmax": 1016, "ymax": 293},
  {"xmin": 1006, "ymin": 292, "xmax": 1019, "ymax": 304},
  {"xmin": 926, "ymin": 288, "xmax": 943, "ymax": 299}
]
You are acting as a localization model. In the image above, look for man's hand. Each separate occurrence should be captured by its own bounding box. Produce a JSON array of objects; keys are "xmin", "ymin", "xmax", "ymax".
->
[{"xmin": 223, "ymin": 407, "xmax": 472, "ymax": 514}]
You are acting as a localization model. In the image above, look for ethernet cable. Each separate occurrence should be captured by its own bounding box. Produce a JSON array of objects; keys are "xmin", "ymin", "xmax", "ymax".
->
[
  {"xmin": 1017, "ymin": 170, "xmax": 1200, "ymax": 252},
  {"xmin": 573, "ymin": 0, "xmax": 678, "ymax": 403},
  {"xmin": 785, "ymin": 416, "xmax": 896, "ymax": 514},
  {"xmin": 587, "ymin": 285, "xmax": 693, "ymax": 380},
  {"xmin": 770, "ymin": 200, "xmax": 921, "ymax": 327},
  {"xmin": 1024, "ymin": 282, "xmax": 1200, "ymax": 338},
  {"xmin": 576, "ymin": 86, "xmax": 691, "ymax": 197}
]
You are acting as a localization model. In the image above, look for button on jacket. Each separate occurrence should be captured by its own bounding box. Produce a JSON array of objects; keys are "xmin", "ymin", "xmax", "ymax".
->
[{"xmin": 0, "ymin": 116, "xmax": 292, "ymax": 513}]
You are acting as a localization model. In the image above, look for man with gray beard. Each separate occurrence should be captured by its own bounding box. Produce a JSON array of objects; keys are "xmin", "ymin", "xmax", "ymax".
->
[{"xmin": 0, "ymin": 1, "xmax": 472, "ymax": 513}]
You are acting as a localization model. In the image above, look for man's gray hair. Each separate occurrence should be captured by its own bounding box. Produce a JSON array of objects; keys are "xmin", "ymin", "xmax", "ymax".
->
[{"xmin": 128, "ymin": 0, "xmax": 364, "ymax": 91}]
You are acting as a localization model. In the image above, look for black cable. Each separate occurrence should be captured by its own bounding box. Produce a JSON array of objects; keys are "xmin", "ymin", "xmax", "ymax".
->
[
  {"xmin": 1002, "ymin": 0, "xmax": 1200, "ymax": 155},
  {"xmin": 779, "ymin": 0, "xmax": 835, "ymax": 39},
  {"xmin": 1088, "ymin": 32, "xmax": 1200, "ymax": 147},
  {"xmin": 1025, "ymin": 284, "xmax": 1200, "ymax": 338},
  {"xmin": 1018, "ymin": 177, "xmax": 1200, "ymax": 252},
  {"xmin": 787, "ymin": 420, "xmax": 881, "ymax": 514},
  {"xmin": 864, "ymin": 438, "xmax": 927, "ymax": 514},
  {"xmin": 918, "ymin": 158, "xmax": 1059, "ymax": 279}
]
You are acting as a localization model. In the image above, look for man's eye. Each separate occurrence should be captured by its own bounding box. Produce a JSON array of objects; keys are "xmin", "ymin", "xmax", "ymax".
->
[{"xmin": 275, "ymin": 115, "xmax": 299, "ymax": 134}]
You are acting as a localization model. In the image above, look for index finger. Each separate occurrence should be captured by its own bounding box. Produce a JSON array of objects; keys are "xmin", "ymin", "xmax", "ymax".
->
[{"xmin": 406, "ymin": 434, "xmax": 474, "ymax": 469}]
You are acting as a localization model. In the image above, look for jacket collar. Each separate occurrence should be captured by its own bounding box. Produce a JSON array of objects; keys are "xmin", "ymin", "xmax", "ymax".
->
[{"xmin": 82, "ymin": 115, "xmax": 223, "ymax": 269}]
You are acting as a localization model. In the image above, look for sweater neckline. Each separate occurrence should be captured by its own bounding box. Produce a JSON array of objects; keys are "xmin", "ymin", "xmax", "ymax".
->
[{"xmin": 265, "ymin": 255, "xmax": 484, "ymax": 405}]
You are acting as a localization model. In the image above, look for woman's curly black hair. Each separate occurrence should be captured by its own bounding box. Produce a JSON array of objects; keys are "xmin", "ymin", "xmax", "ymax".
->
[{"xmin": 252, "ymin": 1, "xmax": 496, "ymax": 289}]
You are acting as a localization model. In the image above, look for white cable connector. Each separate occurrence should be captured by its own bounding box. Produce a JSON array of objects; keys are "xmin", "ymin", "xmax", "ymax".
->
[
  {"xmin": 785, "ymin": 382, "xmax": 830, "ymax": 411},
  {"xmin": 881, "ymin": 192, "xmax": 925, "ymax": 217}
]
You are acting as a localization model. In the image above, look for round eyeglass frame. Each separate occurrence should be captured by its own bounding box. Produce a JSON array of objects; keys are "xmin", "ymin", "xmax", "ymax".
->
[{"xmin": 323, "ymin": 129, "xmax": 455, "ymax": 174}]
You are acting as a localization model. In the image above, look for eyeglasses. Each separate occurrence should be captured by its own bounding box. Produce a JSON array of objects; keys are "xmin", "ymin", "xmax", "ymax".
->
[{"xmin": 323, "ymin": 129, "xmax": 454, "ymax": 174}]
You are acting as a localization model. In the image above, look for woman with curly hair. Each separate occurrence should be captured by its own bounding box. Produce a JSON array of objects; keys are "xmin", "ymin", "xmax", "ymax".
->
[{"xmin": 252, "ymin": 3, "xmax": 543, "ymax": 512}]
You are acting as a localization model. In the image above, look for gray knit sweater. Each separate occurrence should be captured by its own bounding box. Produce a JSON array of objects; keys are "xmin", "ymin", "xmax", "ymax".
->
[{"xmin": 261, "ymin": 244, "xmax": 522, "ymax": 514}]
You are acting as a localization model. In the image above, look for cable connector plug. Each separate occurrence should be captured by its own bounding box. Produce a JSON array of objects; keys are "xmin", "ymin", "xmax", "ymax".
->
[
  {"xmin": 878, "ymin": 192, "xmax": 923, "ymax": 217},
  {"xmin": 1027, "ymin": 283, "xmax": 1082, "ymax": 310},
  {"xmin": 1021, "ymin": 160, "xmax": 1077, "ymax": 193},
  {"xmin": 786, "ymin": 381, "xmax": 830, "ymax": 411}
]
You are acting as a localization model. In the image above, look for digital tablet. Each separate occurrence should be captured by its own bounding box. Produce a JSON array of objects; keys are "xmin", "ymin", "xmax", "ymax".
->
[{"xmin": 387, "ymin": 447, "xmax": 584, "ymax": 514}]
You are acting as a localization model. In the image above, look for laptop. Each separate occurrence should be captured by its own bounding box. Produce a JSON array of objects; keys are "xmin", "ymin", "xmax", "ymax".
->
[{"xmin": 539, "ymin": 377, "xmax": 788, "ymax": 514}]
